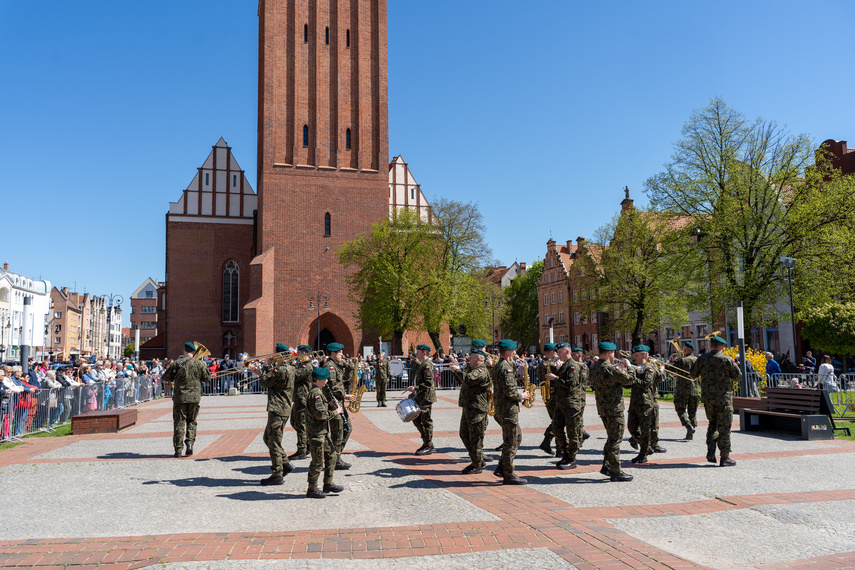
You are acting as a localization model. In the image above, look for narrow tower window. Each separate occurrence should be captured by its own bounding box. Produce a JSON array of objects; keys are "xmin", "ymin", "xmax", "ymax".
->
[
  {"xmin": 222, "ymin": 261, "xmax": 239, "ymax": 322},
  {"xmin": 205, "ymin": 173, "xmax": 210, "ymax": 185},
  {"xmin": 325, "ymin": 27, "xmax": 329, "ymax": 45},
  {"xmin": 303, "ymin": 125, "xmax": 309, "ymax": 147},
  {"xmin": 346, "ymin": 29, "xmax": 350, "ymax": 47},
  {"xmin": 345, "ymin": 128, "xmax": 351, "ymax": 150},
  {"xmin": 304, "ymin": 24, "xmax": 308, "ymax": 43},
  {"xmin": 324, "ymin": 212, "xmax": 331, "ymax": 236}
]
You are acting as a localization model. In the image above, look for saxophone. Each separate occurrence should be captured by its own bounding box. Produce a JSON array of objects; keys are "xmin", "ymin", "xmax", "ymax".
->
[
  {"xmin": 540, "ymin": 361, "xmax": 552, "ymax": 404},
  {"xmin": 347, "ymin": 362, "xmax": 367, "ymax": 413},
  {"xmin": 521, "ymin": 357, "xmax": 535, "ymax": 408}
]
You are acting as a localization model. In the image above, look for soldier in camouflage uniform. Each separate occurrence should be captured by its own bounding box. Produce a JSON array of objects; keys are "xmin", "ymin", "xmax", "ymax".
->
[
  {"xmin": 590, "ymin": 341, "xmax": 637, "ymax": 481},
  {"xmin": 452, "ymin": 349, "xmax": 491, "ymax": 474},
  {"xmin": 257, "ymin": 343, "xmax": 296, "ymax": 485},
  {"xmin": 161, "ymin": 342, "xmax": 212, "ymax": 457},
  {"xmin": 691, "ymin": 336, "xmax": 740, "ymax": 466},
  {"xmin": 407, "ymin": 344, "xmax": 437, "ymax": 455},
  {"xmin": 324, "ymin": 343, "xmax": 354, "ymax": 470},
  {"xmin": 374, "ymin": 351, "xmax": 390, "ymax": 407},
  {"xmin": 668, "ymin": 341, "xmax": 699, "ymax": 440},
  {"xmin": 546, "ymin": 343, "xmax": 584, "ymax": 469},
  {"xmin": 537, "ymin": 343, "xmax": 558, "ymax": 456},
  {"xmin": 570, "ymin": 346, "xmax": 592, "ymax": 447},
  {"xmin": 288, "ymin": 345, "xmax": 313, "ymax": 460},
  {"xmin": 492, "ymin": 339, "xmax": 530, "ymax": 484},
  {"xmin": 305, "ymin": 367, "xmax": 345, "ymax": 498},
  {"xmin": 626, "ymin": 345, "xmax": 659, "ymax": 464}
]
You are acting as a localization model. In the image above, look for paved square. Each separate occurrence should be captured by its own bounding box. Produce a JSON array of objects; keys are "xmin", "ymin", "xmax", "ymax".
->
[{"xmin": 1, "ymin": 390, "xmax": 853, "ymax": 569}]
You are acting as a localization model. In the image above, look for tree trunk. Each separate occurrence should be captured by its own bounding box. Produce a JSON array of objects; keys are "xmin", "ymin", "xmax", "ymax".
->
[
  {"xmin": 393, "ymin": 330, "xmax": 404, "ymax": 357},
  {"xmin": 428, "ymin": 331, "xmax": 445, "ymax": 357}
]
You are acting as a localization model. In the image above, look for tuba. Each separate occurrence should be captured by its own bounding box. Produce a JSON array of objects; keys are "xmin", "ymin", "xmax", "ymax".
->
[{"xmin": 192, "ymin": 342, "xmax": 210, "ymax": 360}]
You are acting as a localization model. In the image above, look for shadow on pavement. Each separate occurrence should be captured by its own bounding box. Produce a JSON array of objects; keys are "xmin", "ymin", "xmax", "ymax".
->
[
  {"xmin": 97, "ymin": 452, "xmax": 177, "ymax": 460},
  {"xmin": 216, "ymin": 490, "xmax": 301, "ymax": 501},
  {"xmin": 142, "ymin": 476, "xmax": 259, "ymax": 488}
]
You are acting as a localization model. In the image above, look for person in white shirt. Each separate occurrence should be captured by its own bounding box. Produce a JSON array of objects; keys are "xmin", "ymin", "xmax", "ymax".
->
[{"xmin": 817, "ymin": 355, "xmax": 839, "ymax": 392}]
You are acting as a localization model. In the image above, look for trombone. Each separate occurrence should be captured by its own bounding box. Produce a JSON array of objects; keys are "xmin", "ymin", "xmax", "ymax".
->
[{"xmin": 217, "ymin": 350, "xmax": 293, "ymax": 376}]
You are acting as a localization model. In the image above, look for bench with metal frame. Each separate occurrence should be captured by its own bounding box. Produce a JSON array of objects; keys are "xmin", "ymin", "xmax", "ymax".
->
[{"xmin": 739, "ymin": 387, "xmax": 850, "ymax": 440}]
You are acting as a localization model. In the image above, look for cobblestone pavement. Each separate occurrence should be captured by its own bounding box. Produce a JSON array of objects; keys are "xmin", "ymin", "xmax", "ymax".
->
[{"xmin": 1, "ymin": 391, "xmax": 853, "ymax": 569}]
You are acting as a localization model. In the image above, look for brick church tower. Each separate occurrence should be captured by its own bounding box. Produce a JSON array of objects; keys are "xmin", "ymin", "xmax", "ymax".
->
[{"xmin": 244, "ymin": 0, "xmax": 389, "ymax": 355}]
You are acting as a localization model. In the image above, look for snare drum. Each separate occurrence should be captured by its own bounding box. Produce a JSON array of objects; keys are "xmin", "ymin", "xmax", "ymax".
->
[{"xmin": 396, "ymin": 397, "xmax": 421, "ymax": 422}]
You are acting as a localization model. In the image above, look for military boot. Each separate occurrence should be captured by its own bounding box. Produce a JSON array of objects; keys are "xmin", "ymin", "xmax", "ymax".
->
[
  {"xmin": 538, "ymin": 435, "xmax": 554, "ymax": 456},
  {"xmin": 651, "ymin": 445, "xmax": 667, "ymax": 453},
  {"xmin": 306, "ymin": 488, "xmax": 326, "ymax": 499},
  {"xmin": 502, "ymin": 474, "xmax": 527, "ymax": 485},
  {"xmin": 610, "ymin": 470, "xmax": 634, "ymax": 482},
  {"xmin": 289, "ymin": 451, "xmax": 309, "ymax": 460},
  {"xmin": 282, "ymin": 462, "xmax": 295, "ymax": 476},
  {"xmin": 493, "ymin": 465, "xmax": 505, "ymax": 478},
  {"xmin": 706, "ymin": 443, "xmax": 717, "ymax": 463},
  {"xmin": 335, "ymin": 458, "xmax": 352, "ymax": 470},
  {"xmin": 685, "ymin": 425, "xmax": 695, "ymax": 440},
  {"xmin": 628, "ymin": 437, "xmax": 639, "ymax": 450},
  {"xmin": 719, "ymin": 455, "xmax": 736, "ymax": 467},
  {"xmin": 461, "ymin": 463, "xmax": 482, "ymax": 475},
  {"xmin": 630, "ymin": 453, "xmax": 648, "ymax": 464},
  {"xmin": 581, "ymin": 431, "xmax": 591, "ymax": 447},
  {"xmin": 323, "ymin": 483, "xmax": 344, "ymax": 493},
  {"xmin": 599, "ymin": 462, "xmax": 610, "ymax": 476},
  {"xmin": 260, "ymin": 475, "xmax": 284, "ymax": 486},
  {"xmin": 494, "ymin": 442, "xmax": 505, "ymax": 452},
  {"xmin": 184, "ymin": 443, "xmax": 193, "ymax": 456}
]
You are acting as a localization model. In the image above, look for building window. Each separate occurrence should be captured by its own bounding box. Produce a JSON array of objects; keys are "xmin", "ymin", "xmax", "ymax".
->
[
  {"xmin": 141, "ymin": 306, "xmax": 156, "ymax": 314},
  {"xmin": 325, "ymin": 27, "xmax": 329, "ymax": 44},
  {"xmin": 140, "ymin": 322, "xmax": 157, "ymax": 329},
  {"xmin": 592, "ymin": 333, "xmax": 598, "ymax": 346},
  {"xmin": 557, "ymin": 291, "xmax": 563, "ymax": 303},
  {"xmin": 591, "ymin": 312, "xmax": 597, "ymax": 323},
  {"xmin": 303, "ymin": 125, "xmax": 309, "ymax": 147},
  {"xmin": 543, "ymin": 294, "xmax": 548, "ymax": 306},
  {"xmin": 550, "ymin": 292, "xmax": 555, "ymax": 304},
  {"xmin": 574, "ymin": 312, "xmax": 581, "ymax": 325},
  {"xmin": 324, "ymin": 212, "xmax": 331, "ymax": 236},
  {"xmin": 346, "ymin": 128, "xmax": 351, "ymax": 150},
  {"xmin": 54, "ymin": 311, "xmax": 61, "ymax": 318},
  {"xmin": 55, "ymin": 324, "xmax": 61, "ymax": 333},
  {"xmin": 222, "ymin": 261, "xmax": 239, "ymax": 323},
  {"xmin": 145, "ymin": 290, "xmax": 154, "ymax": 298},
  {"xmin": 205, "ymin": 172, "xmax": 210, "ymax": 185},
  {"xmin": 573, "ymin": 290, "xmax": 578, "ymax": 302},
  {"xmin": 55, "ymin": 336, "xmax": 61, "ymax": 344},
  {"xmin": 304, "ymin": 24, "xmax": 308, "ymax": 43},
  {"xmin": 550, "ymin": 258, "xmax": 554, "ymax": 268},
  {"xmin": 558, "ymin": 312, "xmax": 564, "ymax": 324},
  {"xmin": 410, "ymin": 187, "xmax": 414, "ymax": 200},
  {"xmin": 233, "ymin": 174, "xmax": 237, "ymax": 187}
]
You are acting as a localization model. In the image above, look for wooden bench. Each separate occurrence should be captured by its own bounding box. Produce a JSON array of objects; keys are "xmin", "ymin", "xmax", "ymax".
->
[
  {"xmin": 733, "ymin": 396, "xmax": 762, "ymax": 412},
  {"xmin": 739, "ymin": 387, "xmax": 849, "ymax": 440},
  {"xmin": 72, "ymin": 409, "xmax": 138, "ymax": 435}
]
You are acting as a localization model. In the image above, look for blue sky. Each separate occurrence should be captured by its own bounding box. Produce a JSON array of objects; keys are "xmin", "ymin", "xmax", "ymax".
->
[{"xmin": 2, "ymin": 0, "xmax": 854, "ymax": 307}]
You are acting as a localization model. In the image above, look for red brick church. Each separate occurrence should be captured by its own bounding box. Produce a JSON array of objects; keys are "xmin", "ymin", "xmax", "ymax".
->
[{"xmin": 162, "ymin": 0, "xmax": 438, "ymax": 359}]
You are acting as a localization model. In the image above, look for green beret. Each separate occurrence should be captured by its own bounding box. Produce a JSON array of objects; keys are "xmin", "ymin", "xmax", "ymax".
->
[
  {"xmin": 683, "ymin": 341, "xmax": 695, "ymax": 350},
  {"xmin": 327, "ymin": 342, "xmax": 344, "ymax": 352},
  {"xmin": 544, "ymin": 343, "xmax": 556, "ymax": 352},
  {"xmin": 497, "ymin": 339, "xmax": 517, "ymax": 351},
  {"xmin": 416, "ymin": 344, "xmax": 431, "ymax": 351},
  {"xmin": 571, "ymin": 345, "xmax": 583, "ymax": 353},
  {"xmin": 710, "ymin": 336, "xmax": 727, "ymax": 345},
  {"xmin": 184, "ymin": 342, "xmax": 196, "ymax": 353},
  {"xmin": 470, "ymin": 349, "xmax": 487, "ymax": 357},
  {"xmin": 471, "ymin": 339, "xmax": 487, "ymax": 348},
  {"xmin": 555, "ymin": 342, "xmax": 570, "ymax": 349},
  {"xmin": 598, "ymin": 341, "xmax": 617, "ymax": 351},
  {"xmin": 275, "ymin": 343, "xmax": 289, "ymax": 353},
  {"xmin": 312, "ymin": 367, "xmax": 330, "ymax": 380},
  {"xmin": 632, "ymin": 345, "xmax": 650, "ymax": 353}
]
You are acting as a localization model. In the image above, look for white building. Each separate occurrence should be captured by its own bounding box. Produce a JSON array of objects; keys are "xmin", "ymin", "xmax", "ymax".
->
[{"xmin": 0, "ymin": 262, "xmax": 51, "ymax": 362}]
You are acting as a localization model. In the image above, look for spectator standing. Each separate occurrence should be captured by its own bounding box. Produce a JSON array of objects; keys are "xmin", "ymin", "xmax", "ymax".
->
[
  {"xmin": 11, "ymin": 366, "xmax": 37, "ymax": 435},
  {"xmin": 79, "ymin": 364, "xmax": 98, "ymax": 412},
  {"xmin": 41, "ymin": 370, "xmax": 63, "ymax": 425},
  {"xmin": 818, "ymin": 355, "xmax": 839, "ymax": 392},
  {"xmin": 802, "ymin": 351, "xmax": 817, "ymax": 373},
  {"xmin": 764, "ymin": 352, "xmax": 782, "ymax": 385},
  {"xmin": 1, "ymin": 367, "xmax": 23, "ymax": 439}
]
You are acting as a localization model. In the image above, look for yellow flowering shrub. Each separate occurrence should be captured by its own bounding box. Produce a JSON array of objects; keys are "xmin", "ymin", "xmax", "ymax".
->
[{"xmin": 723, "ymin": 346, "xmax": 768, "ymax": 394}]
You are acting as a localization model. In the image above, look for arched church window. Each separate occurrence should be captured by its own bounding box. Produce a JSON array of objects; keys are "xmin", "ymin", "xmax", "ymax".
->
[
  {"xmin": 325, "ymin": 27, "xmax": 330, "ymax": 45},
  {"xmin": 346, "ymin": 128, "xmax": 351, "ymax": 150},
  {"xmin": 222, "ymin": 261, "xmax": 239, "ymax": 323},
  {"xmin": 346, "ymin": 29, "xmax": 351, "ymax": 47},
  {"xmin": 324, "ymin": 212, "xmax": 331, "ymax": 236},
  {"xmin": 304, "ymin": 24, "xmax": 308, "ymax": 43},
  {"xmin": 303, "ymin": 125, "xmax": 309, "ymax": 147}
]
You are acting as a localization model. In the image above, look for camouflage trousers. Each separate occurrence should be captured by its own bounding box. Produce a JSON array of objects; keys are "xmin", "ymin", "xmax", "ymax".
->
[
  {"xmin": 263, "ymin": 411, "xmax": 291, "ymax": 477},
  {"xmin": 704, "ymin": 399, "xmax": 733, "ymax": 455},
  {"xmin": 497, "ymin": 407, "xmax": 522, "ymax": 476},
  {"xmin": 413, "ymin": 404, "xmax": 433, "ymax": 445},
  {"xmin": 627, "ymin": 402, "xmax": 653, "ymax": 453},
  {"xmin": 290, "ymin": 403, "xmax": 308, "ymax": 455},
  {"xmin": 459, "ymin": 408, "xmax": 488, "ymax": 465},
  {"xmin": 674, "ymin": 383, "xmax": 699, "ymax": 428},
  {"xmin": 172, "ymin": 402, "xmax": 200, "ymax": 452},
  {"xmin": 552, "ymin": 403, "xmax": 584, "ymax": 460},
  {"xmin": 329, "ymin": 412, "xmax": 352, "ymax": 465},
  {"xmin": 307, "ymin": 434, "xmax": 335, "ymax": 489},
  {"xmin": 375, "ymin": 378, "xmax": 387, "ymax": 404},
  {"xmin": 599, "ymin": 413, "xmax": 625, "ymax": 473},
  {"xmin": 650, "ymin": 401, "xmax": 660, "ymax": 447},
  {"xmin": 544, "ymin": 396, "xmax": 556, "ymax": 438}
]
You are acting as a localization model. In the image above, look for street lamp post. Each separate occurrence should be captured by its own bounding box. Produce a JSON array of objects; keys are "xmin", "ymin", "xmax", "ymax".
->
[
  {"xmin": 308, "ymin": 291, "xmax": 330, "ymax": 352},
  {"xmin": 780, "ymin": 257, "xmax": 798, "ymax": 359},
  {"xmin": 485, "ymin": 292, "xmax": 502, "ymax": 347},
  {"xmin": 101, "ymin": 294, "xmax": 124, "ymax": 360},
  {"xmin": 0, "ymin": 315, "xmax": 10, "ymax": 361}
]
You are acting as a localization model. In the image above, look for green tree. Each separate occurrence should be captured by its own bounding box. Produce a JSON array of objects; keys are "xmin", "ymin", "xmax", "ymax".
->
[
  {"xmin": 577, "ymin": 206, "xmax": 690, "ymax": 346},
  {"xmin": 499, "ymin": 260, "xmax": 543, "ymax": 350},
  {"xmin": 123, "ymin": 344, "xmax": 135, "ymax": 358},
  {"xmin": 801, "ymin": 302, "xmax": 855, "ymax": 355},
  {"xmin": 644, "ymin": 98, "xmax": 855, "ymax": 331},
  {"xmin": 338, "ymin": 209, "xmax": 437, "ymax": 355}
]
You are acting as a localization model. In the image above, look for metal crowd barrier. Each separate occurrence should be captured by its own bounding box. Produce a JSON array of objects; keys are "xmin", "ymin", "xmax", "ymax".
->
[{"xmin": 0, "ymin": 374, "xmax": 164, "ymax": 442}]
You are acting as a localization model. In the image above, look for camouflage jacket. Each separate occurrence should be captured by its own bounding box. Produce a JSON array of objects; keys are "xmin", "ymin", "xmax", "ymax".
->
[
  {"xmin": 591, "ymin": 359, "xmax": 635, "ymax": 416},
  {"xmin": 554, "ymin": 358, "xmax": 585, "ymax": 411},
  {"xmin": 454, "ymin": 363, "xmax": 491, "ymax": 412},
  {"xmin": 411, "ymin": 359, "xmax": 437, "ymax": 407},
  {"xmin": 374, "ymin": 359, "xmax": 390, "ymax": 381},
  {"xmin": 292, "ymin": 360, "xmax": 314, "ymax": 408},
  {"xmin": 260, "ymin": 362, "xmax": 295, "ymax": 415},
  {"xmin": 629, "ymin": 362, "xmax": 658, "ymax": 412},
  {"xmin": 578, "ymin": 361, "xmax": 589, "ymax": 389},
  {"xmin": 492, "ymin": 358, "xmax": 522, "ymax": 417},
  {"xmin": 306, "ymin": 384, "xmax": 336, "ymax": 437},
  {"xmin": 669, "ymin": 354, "xmax": 698, "ymax": 390},
  {"xmin": 325, "ymin": 359, "xmax": 348, "ymax": 401},
  {"xmin": 691, "ymin": 350, "xmax": 740, "ymax": 404},
  {"xmin": 163, "ymin": 355, "xmax": 211, "ymax": 404}
]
